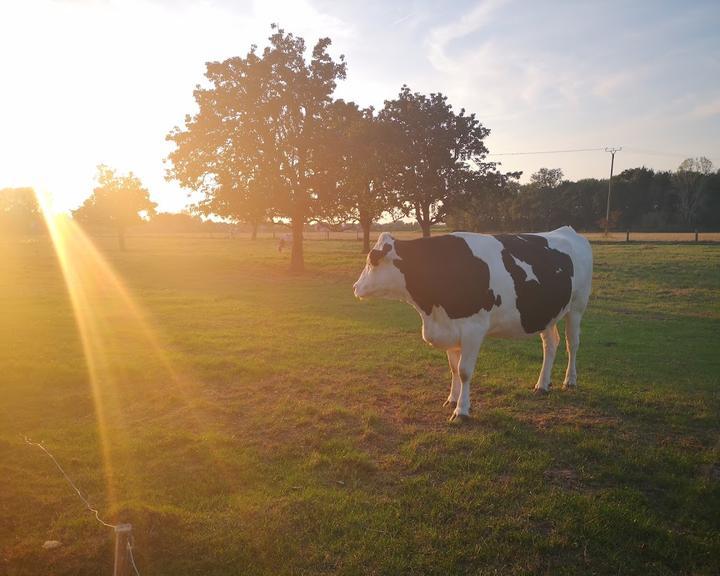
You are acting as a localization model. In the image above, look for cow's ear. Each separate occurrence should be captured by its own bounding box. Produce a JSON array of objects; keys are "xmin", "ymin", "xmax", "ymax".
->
[{"xmin": 369, "ymin": 243, "xmax": 392, "ymax": 266}]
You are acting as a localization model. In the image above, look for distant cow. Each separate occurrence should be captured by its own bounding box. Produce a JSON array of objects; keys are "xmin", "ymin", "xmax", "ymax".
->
[
  {"xmin": 278, "ymin": 233, "xmax": 293, "ymax": 252},
  {"xmin": 353, "ymin": 227, "xmax": 592, "ymax": 422}
]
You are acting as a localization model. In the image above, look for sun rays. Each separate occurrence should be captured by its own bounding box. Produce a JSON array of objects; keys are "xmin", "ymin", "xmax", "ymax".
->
[{"xmin": 33, "ymin": 190, "xmax": 230, "ymax": 518}]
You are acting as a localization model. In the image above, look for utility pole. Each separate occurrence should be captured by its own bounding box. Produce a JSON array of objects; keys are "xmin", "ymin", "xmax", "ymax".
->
[{"xmin": 604, "ymin": 146, "xmax": 621, "ymax": 237}]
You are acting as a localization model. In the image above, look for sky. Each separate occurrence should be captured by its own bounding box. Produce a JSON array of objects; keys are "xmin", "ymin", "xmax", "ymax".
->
[{"xmin": 1, "ymin": 0, "xmax": 718, "ymax": 213}]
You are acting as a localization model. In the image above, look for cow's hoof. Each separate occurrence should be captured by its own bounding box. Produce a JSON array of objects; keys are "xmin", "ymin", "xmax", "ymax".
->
[
  {"xmin": 448, "ymin": 413, "xmax": 470, "ymax": 424},
  {"xmin": 443, "ymin": 399, "xmax": 457, "ymax": 408},
  {"xmin": 533, "ymin": 387, "xmax": 550, "ymax": 395},
  {"xmin": 562, "ymin": 381, "xmax": 577, "ymax": 390}
]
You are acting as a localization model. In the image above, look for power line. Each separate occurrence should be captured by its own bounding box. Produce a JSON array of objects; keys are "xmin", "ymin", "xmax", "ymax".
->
[
  {"xmin": 487, "ymin": 146, "xmax": 717, "ymax": 163},
  {"xmin": 488, "ymin": 147, "xmax": 605, "ymax": 156},
  {"xmin": 623, "ymin": 147, "xmax": 718, "ymax": 162},
  {"xmin": 623, "ymin": 147, "xmax": 686, "ymax": 158}
]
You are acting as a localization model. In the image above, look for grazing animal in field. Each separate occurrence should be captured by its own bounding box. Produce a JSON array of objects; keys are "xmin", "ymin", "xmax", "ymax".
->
[
  {"xmin": 278, "ymin": 233, "xmax": 293, "ymax": 252},
  {"xmin": 353, "ymin": 227, "xmax": 593, "ymax": 422}
]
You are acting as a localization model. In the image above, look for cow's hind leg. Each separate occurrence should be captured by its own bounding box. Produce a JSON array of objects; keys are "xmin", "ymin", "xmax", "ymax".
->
[
  {"xmin": 563, "ymin": 311, "xmax": 582, "ymax": 388},
  {"xmin": 449, "ymin": 334, "xmax": 484, "ymax": 423},
  {"xmin": 444, "ymin": 348, "xmax": 461, "ymax": 408},
  {"xmin": 534, "ymin": 323, "xmax": 560, "ymax": 394}
]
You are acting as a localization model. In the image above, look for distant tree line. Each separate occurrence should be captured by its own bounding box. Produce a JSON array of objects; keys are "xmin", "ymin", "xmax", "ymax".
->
[
  {"xmin": 0, "ymin": 187, "xmax": 43, "ymax": 235},
  {"xmin": 447, "ymin": 160, "xmax": 720, "ymax": 233}
]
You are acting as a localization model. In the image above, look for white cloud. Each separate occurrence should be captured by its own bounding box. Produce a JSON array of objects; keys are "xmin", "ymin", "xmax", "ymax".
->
[
  {"xmin": 691, "ymin": 98, "xmax": 720, "ymax": 119},
  {"xmin": 426, "ymin": 0, "xmax": 506, "ymax": 73}
]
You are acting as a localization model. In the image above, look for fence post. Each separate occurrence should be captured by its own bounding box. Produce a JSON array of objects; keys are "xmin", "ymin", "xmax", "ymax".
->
[
  {"xmin": 626, "ymin": 230, "xmax": 630, "ymax": 242},
  {"xmin": 113, "ymin": 524, "xmax": 133, "ymax": 576},
  {"xmin": 695, "ymin": 229, "xmax": 699, "ymax": 243}
]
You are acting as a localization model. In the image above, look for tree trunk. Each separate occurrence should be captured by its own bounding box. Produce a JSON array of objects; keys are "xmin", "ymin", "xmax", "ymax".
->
[
  {"xmin": 419, "ymin": 203, "xmax": 431, "ymax": 238},
  {"xmin": 289, "ymin": 217, "xmax": 304, "ymax": 275},
  {"xmin": 360, "ymin": 213, "xmax": 372, "ymax": 253},
  {"xmin": 251, "ymin": 221, "xmax": 258, "ymax": 240},
  {"xmin": 118, "ymin": 226, "xmax": 126, "ymax": 251}
]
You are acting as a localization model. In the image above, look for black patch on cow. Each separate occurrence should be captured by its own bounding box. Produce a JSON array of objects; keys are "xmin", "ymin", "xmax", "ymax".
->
[
  {"xmin": 369, "ymin": 243, "xmax": 392, "ymax": 266},
  {"xmin": 392, "ymin": 235, "xmax": 501, "ymax": 318},
  {"xmin": 494, "ymin": 234, "xmax": 574, "ymax": 333}
]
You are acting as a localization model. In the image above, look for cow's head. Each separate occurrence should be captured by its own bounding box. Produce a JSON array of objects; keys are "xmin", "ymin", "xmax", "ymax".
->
[{"xmin": 353, "ymin": 233, "xmax": 406, "ymax": 300}]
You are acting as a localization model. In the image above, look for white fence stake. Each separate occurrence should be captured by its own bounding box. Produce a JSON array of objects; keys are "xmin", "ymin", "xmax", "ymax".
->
[{"xmin": 113, "ymin": 524, "xmax": 133, "ymax": 576}]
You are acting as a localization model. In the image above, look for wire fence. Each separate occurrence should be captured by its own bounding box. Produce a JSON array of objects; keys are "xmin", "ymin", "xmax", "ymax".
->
[
  {"xmin": 139, "ymin": 230, "xmax": 720, "ymax": 243},
  {"xmin": 23, "ymin": 436, "xmax": 141, "ymax": 576},
  {"xmin": 6, "ymin": 228, "xmax": 720, "ymax": 244}
]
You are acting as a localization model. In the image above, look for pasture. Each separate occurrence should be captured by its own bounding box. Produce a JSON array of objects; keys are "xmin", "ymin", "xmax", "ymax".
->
[{"xmin": 1, "ymin": 234, "xmax": 719, "ymax": 575}]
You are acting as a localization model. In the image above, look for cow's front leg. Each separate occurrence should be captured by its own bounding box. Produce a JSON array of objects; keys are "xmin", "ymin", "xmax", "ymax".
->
[
  {"xmin": 534, "ymin": 324, "xmax": 560, "ymax": 394},
  {"xmin": 562, "ymin": 311, "xmax": 582, "ymax": 388},
  {"xmin": 444, "ymin": 348, "xmax": 461, "ymax": 407},
  {"xmin": 449, "ymin": 335, "xmax": 484, "ymax": 423}
]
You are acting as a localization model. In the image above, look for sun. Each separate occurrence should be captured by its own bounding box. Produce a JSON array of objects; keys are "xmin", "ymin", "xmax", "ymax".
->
[{"xmin": 32, "ymin": 187, "xmax": 232, "ymax": 517}]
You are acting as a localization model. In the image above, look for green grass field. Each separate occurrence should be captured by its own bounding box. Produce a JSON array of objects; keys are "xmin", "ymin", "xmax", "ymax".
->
[{"xmin": 1, "ymin": 234, "xmax": 719, "ymax": 575}]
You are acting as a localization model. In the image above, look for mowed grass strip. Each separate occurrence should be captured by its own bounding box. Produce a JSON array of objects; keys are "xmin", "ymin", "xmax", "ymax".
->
[{"xmin": 1, "ymin": 235, "xmax": 718, "ymax": 576}]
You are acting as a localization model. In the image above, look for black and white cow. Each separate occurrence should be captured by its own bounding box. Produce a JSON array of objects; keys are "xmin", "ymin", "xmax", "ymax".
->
[{"xmin": 353, "ymin": 227, "xmax": 593, "ymax": 422}]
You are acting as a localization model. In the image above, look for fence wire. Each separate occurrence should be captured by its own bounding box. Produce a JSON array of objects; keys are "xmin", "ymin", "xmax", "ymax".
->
[{"xmin": 24, "ymin": 435, "xmax": 142, "ymax": 575}]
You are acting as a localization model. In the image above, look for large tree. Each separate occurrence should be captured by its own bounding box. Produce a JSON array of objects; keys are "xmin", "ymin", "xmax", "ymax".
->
[
  {"xmin": 673, "ymin": 157, "xmax": 714, "ymax": 227},
  {"xmin": 194, "ymin": 171, "xmax": 273, "ymax": 240},
  {"xmin": 73, "ymin": 165, "xmax": 156, "ymax": 250},
  {"xmin": 166, "ymin": 25, "xmax": 346, "ymax": 273},
  {"xmin": 0, "ymin": 187, "xmax": 43, "ymax": 235},
  {"xmin": 322, "ymin": 101, "xmax": 401, "ymax": 251},
  {"xmin": 445, "ymin": 170, "xmax": 521, "ymax": 232},
  {"xmin": 380, "ymin": 86, "xmax": 493, "ymax": 237},
  {"xmin": 524, "ymin": 167, "xmax": 566, "ymax": 230}
]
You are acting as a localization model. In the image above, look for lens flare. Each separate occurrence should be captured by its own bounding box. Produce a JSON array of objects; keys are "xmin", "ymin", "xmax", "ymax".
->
[
  {"xmin": 35, "ymin": 190, "xmax": 121, "ymax": 506},
  {"xmin": 33, "ymin": 190, "xmax": 230, "ymax": 518}
]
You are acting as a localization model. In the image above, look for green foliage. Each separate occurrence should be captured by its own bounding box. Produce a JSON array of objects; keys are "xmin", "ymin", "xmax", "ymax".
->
[
  {"xmin": 166, "ymin": 25, "xmax": 346, "ymax": 269},
  {"xmin": 448, "ymin": 163, "xmax": 720, "ymax": 233},
  {"xmin": 672, "ymin": 157, "xmax": 716, "ymax": 226},
  {"xmin": 0, "ymin": 187, "xmax": 43, "ymax": 235},
  {"xmin": 379, "ymin": 86, "xmax": 498, "ymax": 237},
  {"xmin": 72, "ymin": 165, "xmax": 156, "ymax": 249},
  {"xmin": 1, "ymin": 236, "xmax": 718, "ymax": 575},
  {"xmin": 322, "ymin": 101, "xmax": 402, "ymax": 250}
]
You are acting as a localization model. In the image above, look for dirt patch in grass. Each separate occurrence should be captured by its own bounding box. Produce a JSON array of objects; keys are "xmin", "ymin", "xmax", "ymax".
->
[
  {"xmin": 517, "ymin": 405, "xmax": 620, "ymax": 432},
  {"xmin": 543, "ymin": 467, "xmax": 582, "ymax": 489}
]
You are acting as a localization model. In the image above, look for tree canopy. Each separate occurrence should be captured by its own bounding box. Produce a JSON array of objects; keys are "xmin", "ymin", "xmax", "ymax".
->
[
  {"xmin": 379, "ymin": 86, "xmax": 494, "ymax": 237},
  {"xmin": 167, "ymin": 25, "xmax": 346, "ymax": 273},
  {"xmin": 322, "ymin": 100, "xmax": 402, "ymax": 251},
  {"xmin": 73, "ymin": 165, "xmax": 156, "ymax": 250},
  {"xmin": 447, "ymin": 162, "xmax": 720, "ymax": 233},
  {"xmin": 673, "ymin": 157, "xmax": 715, "ymax": 226},
  {"xmin": 0, "ymin": 187, "xmax": 43, "ymax": 235}
]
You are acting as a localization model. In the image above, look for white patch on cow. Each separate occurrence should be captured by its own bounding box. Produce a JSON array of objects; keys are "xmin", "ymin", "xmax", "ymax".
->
[
  {"xmin": 421, "ymin": 305, "xmax": 461, "ymax": 349},
  {"xmin": 512, "ymin": 255, "xmax": 539, "ymax": 283},
  {"xmin": 353, "ymin": 233, "xmax": 406, "ymax": 301}
]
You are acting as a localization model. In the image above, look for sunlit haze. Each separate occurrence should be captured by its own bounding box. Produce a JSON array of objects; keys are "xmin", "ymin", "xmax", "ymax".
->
[{"xmin": 2, "ymin": 0, "xmax": 718, "ymax": 213}]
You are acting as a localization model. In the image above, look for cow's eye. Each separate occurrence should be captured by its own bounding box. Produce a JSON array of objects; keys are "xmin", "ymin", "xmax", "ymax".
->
[{"xmin": 369, "ymin": 243, "xmax": 392, "ymax": 266}]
